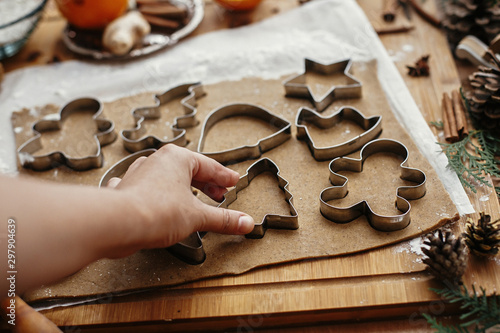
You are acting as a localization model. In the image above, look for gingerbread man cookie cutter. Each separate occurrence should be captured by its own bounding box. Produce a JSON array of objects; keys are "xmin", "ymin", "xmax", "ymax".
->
[
  {"xmin": 296, "ymin": 106, "xmax": 382, "ymax": 161},
  {"xmin": 17, "ymin": 97, "xmax": 116, "ymax": 171},
  {"xmin": 99, "ymin": 149, "xmax": 206, "ymax": 265},
  {"xmin": 319, "ymin": 139, "xmax": 426, "ymax": 232},
  {"xmin": 197, "ymin": 103, "xmax": 291, "ymax": 164},
  {"xmin": 218, "ymin": 157, "xmax": 299, "ymax": 239},
  {"xmin": 283, "ymin": 58, "xmax": 362, "ymax": 112},
  {"xmin": 121, "ymin": 82, "xmax": 205, "ymax": 152}
]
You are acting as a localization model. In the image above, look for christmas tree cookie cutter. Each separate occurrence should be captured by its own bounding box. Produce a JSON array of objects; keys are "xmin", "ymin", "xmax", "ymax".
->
[
  {"xmin": 218, "ymin": 157, "xmax": 299, "ymax": 239},
  {"xmin": 99, "ymin": 148, "xmax": 206, "ymax": 265},
  {"xmin": 296, "ymin": 106, "xmax": 382, "ymax": 161},
  {"xmin": 283, "ymin": 58, "xmax": 362, "ymax": 112},
  {"xmin": 197, "ymin": 103, "xmax": 292, "ymax": 164},
  {"xmin": 320, "ymin": 139, "xmax": 426, "ymax": 232},
  {"xmin": 121, "ymin": 82, "xmax": 205, "ymax": 152},
  {"xmin": 17, "ymin": 98, "xmax": 116, "ymax": 171}
]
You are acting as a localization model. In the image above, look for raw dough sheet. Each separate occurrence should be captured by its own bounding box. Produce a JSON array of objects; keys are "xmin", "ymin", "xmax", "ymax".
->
[{"xmin": 11, "ymin": 60, "xmax": 458, "ymax": 303}]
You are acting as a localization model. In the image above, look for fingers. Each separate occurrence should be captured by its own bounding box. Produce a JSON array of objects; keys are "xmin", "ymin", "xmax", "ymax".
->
[
  {"xmin": 191, "ymin": 180, "xmax": 228, "ymax": 202},
  {"xmin": 186, "ymin": 149, "xmax": 240, "ymax": 187},
  {"xmin": 107, "ymin": 156, "xmax": 147, "ymax": 188},
  {"xmin": 107, "ymin": 177, "xmax": 121, "ymax": 188},
  {"xmin": 196, "ymin": 203, "xmax": 254, "ymax": 235}
]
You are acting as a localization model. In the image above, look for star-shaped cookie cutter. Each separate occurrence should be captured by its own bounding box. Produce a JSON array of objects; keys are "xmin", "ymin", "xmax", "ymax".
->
[
  {"xmin": 197, "ymin": 103, "xmax": 292, "ymax": 164},
  {"xmin": 218, "ymin": 158, "xmax": 299, "ymax": 239},
  {"xmin": 121, "ymin": 82, "xmax": 205, "ymax": 152},
  {"xmin": 296, "ymin": 106, "xmax": 382, "ymax": 161},
  {"xmin": 283, "ymin": 58, "xmax": 362, "ymax": 112},
  {"xmin": 319, "ymin": 139, "xmax": 426, "ymax": 232},
  {"xmin": 99, "ymin": 149, "xmax": 206, "ymax": 265},
  {"xmin": 17, "ymin": 98, "xmax": 116, "ymax": 171}
]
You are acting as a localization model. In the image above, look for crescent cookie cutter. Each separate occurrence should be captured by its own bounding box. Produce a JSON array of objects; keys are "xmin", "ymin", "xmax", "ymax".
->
[
  {"xmin": 99, "ymin": 149, "xmax": 206, "ymax": 265},
  {"xmin": 319, "ymin": 139, "xmax": 426, "ymax": 232},
  {"xmin": 197, "ymin": 103, "xmax": 291, "ymax": 164},
  {"xmin": 218, "ymin": 157, "xmax": 299, "ymax": 239},
  {"xmin": 121, "ymin": 82, "xmax": 205, "ymax": 153},
  {"xmin": 296, "ymin": 106, "xmax": 382, "ymax": 161},
  {"xmin": 283, "ymin": 58, "xmax": 362, "ymax": 112},
  {"xmin": 17, "ymin": 98, "xmax": 116, "ymax": 171}
]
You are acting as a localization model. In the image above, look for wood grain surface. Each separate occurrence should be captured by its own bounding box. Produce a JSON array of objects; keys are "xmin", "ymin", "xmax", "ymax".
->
[{"xmin": 1, "ymin": 0, "xmax": 499, "ymax": 332}]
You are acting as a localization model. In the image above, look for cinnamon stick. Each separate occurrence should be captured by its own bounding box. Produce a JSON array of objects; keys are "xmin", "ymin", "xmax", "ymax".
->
[
  {"xmin": 376, "ymin": 24, "xmax": 414, "ymax": 35},
  {"xmin": 139, "ymin": 4, "xmax": 188, "ymax": 19},
  {"xmin": 141, "ymin": 14, "xmax": 180, "ymax": 29},
  {"xmin": 442, "ymin": 92, "xmax": 459, "ymax": 142},
  {"xmin": 407, "ymin": 0, "xmax": 441, "ymax": 27},
  {"xmin": 451, "ymin": 90, "xmax": 469, "ymax": 138}
]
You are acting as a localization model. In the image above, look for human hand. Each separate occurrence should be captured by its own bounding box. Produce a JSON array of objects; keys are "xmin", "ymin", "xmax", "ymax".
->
[{"xmin": 106, "ymin": 144, "xmax": 254, "ymax": 256}]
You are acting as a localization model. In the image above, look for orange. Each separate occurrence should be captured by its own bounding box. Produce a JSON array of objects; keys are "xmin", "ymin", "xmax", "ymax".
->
[
  {"xmin": 214, "ymin": 0, "xmax": 263, "ymax": 11},
  {"xmin": 55, "ymin": 0, "xmax": 128, "ymax": 29}
]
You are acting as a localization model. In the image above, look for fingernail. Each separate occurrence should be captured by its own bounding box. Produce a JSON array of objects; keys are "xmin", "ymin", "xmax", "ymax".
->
[{"xmin": 238, "ymin": 215, "xmax": 254, "ymax": 233}]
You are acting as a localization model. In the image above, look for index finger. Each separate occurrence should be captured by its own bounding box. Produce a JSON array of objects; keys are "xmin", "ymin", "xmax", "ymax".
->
[{"xmin": 190, "ymin": 151, "xmax": 240, "ymax": 188}]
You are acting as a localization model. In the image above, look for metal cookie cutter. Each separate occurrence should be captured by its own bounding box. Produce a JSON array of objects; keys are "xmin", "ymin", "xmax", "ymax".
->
[
  {"xmin": 121, "ymin": 82, "xmax": 205, "ymax": 153},
  {"xmin": 198, "ymin": 103, "xmax": 291, "ymax": 164},
  {"xmin": 296, "ymin": 106, "xmax": 382, "ymax": 161},
  {"xmin": 17, "ymin": 98, "xmax": 116, "ymax": 171},
  {"xmin": 455, "ymin": 35, "xmax": 500, "ymax": 68},
  {"xmin": 319, "ymin": 139, "xmax": 426, "ymax": 232},
  {"xmin": 218, "ymin": 158, "xmax": 299, "ymax": 239},
  {"xmin": 283, "ymin": 58, "xmax": 362, "ymax": 112},
  {"xmin": 99, "ymin": 149, "xmax": 206, "ymax": 265}
]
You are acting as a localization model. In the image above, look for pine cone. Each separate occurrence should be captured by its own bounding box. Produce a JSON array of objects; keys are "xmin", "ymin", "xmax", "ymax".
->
[
  {"xmin": 465, "ymin": 52, "xmax": 500, "ymax": 135},
  {"xmin": 442, "ymin": 0, "xmax": 500, "ymax": 47},
  {"xmin": 463, "ymin": 212, "xmax": 500, "ymax": 257},
  {"xmin": 422, "ymin": 229, "xmax": 468, "ymax": 285}
]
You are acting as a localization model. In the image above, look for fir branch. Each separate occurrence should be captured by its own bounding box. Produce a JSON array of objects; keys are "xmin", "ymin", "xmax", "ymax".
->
[
  {"xmin": 430, "ymin": 120, "xmax": 444, "ymax": 129},
  {"xmin": 424, "ymin": 285, "xmax": 500, "ymax": 332},
  {"xmin": 438, "ymin": 130, "xmax": 500, "ymax": 194},
  {"xmin": 422, "ymin": 313, "xmax": 468, "ymax": 333}
]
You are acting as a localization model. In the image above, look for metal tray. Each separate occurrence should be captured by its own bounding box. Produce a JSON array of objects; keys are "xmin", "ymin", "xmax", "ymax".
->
[{"xmin": 61, "ymin": 0, "xmax": 203, "ymax": 60}]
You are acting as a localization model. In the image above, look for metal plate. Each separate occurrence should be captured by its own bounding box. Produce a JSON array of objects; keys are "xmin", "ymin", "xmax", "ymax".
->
[{"xmin": 61, "ymin": 0, "xmax": 203, "ymax": 60}]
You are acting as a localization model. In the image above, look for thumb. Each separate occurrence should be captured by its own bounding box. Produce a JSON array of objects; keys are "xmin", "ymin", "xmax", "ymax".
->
[{"xmin": 197, "ymin": 203, "xmax": 254, "ymax": 235}]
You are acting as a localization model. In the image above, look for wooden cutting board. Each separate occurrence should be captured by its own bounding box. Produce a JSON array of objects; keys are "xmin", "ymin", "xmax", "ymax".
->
[{"xmin": 5, "ymin": 0, "xmax": 499, "ymax": 331}]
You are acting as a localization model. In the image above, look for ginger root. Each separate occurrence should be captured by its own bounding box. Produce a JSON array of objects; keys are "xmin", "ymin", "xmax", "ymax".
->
[{"xmin": 102, "ymin": 11, "xmax": 151, "ymax": 56}]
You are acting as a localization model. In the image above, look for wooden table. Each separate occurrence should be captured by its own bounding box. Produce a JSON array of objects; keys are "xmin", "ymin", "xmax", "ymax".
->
[{"xmin": 1, "ymin": 1, "xmax": 499, "ymax": 332}]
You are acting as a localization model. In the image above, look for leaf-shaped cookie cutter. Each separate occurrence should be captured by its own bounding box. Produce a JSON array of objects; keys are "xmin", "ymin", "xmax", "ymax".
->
[
  {"xmin": 99, "ymin": 149, "xmax": 206, "ymax": 265},
  {"xmin": 121, "ymin": 82, "xmax": 205, "ymax": 152},
  {"xmin": 218, "ymin": 158, "xmax": 299, "ymax": 239},
  {"xmin": 319, "ymin": 139, "xmax": 426, "ymax": 232},
  {"xmin": 283, "ymin": 58, "xmax": 362, "ymax": 112},
  {"xmin": 296, "ymin": 106, "xmax": 382, "ymax": 161},
  {"xmin": 197, "ymin": 103, "xmax": 291, "ymax": 164},
  {"xmin": 17, "ymin": 98, "xmax": 116, "ymax": 171}
]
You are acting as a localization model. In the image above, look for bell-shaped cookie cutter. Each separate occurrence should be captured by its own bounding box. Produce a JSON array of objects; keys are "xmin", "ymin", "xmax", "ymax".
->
[
  {"xmin": 17, "ymin": 97, "xmax": 116, "ymax": 171},
  {"xmin": 283, "ymin": 58, "xmax": 362, "ymax": 112},
  {"xmin": 99, "ymin": 149, "xmax": 206, "ymax": 265},
  {"xmin": 218, "ymin": 158, "xmax": 299, "ymax": 239},
  {"xmin": 296, "ymin": 106, "xmax": 382, "ymax": 161},
  {"xmin": 197, "ymin": 103, "xmax": 291, "ymax": 164},
  {"xmin": 320, "ymin": 139, "xmax": 426, "ymax": 232},
  {"xmin": 121, "ymin": 82, "xmax": 205, "ymax": 152}
]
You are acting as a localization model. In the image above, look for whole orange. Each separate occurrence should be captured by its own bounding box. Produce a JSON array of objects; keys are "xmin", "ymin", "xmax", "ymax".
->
[
  {"xmin": 214, "ymin": 0, "xmax": 263, "ymax": 11},
  {"xmin": 55, "ymin": 0, "xmax": 128, "ymax": 29}
]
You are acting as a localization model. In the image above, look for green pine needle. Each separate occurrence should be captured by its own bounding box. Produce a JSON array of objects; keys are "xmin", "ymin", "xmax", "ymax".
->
[
  {"xmin": 422, "ymin": 313, "xmax": 469, "ymax": 333},
  {"xmin": 423, "ymin": 285, "xmax": 500, "ymax": 333},
  {"xmin": 438, "ymin": 130, "xmax": 500, "ymax": 195},
  {"xmin": 431, "ymin": 120, "xmax": 444, "ymax": 129}
]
